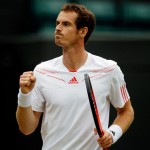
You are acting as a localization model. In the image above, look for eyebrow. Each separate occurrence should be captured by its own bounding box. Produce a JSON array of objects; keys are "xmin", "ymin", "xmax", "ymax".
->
[{"xmin": 56, "ymin": 20, "xmax": 73, "ymax": 25}]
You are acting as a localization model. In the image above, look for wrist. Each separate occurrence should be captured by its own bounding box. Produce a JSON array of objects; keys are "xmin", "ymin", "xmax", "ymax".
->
[
  {"xmin": 107, "ymin": 124, "xmax": 123, "ymax": 144},
  {"xmin": 18, "ymin": 90, "xmax": 32, "ymax": 108}
]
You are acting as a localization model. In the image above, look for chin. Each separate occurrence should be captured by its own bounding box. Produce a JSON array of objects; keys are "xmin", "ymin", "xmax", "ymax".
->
[
  {"xmin": 55, "ymin": 42, "xmax": 62, "ymax": 47},
  {"xmin": 55, "ymin": 39, "xmax": 64, "ymax": 47}
]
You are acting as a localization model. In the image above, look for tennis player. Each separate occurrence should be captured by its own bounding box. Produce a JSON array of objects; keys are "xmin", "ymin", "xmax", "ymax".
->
[{"xmin": 16, "ymin": 3, "xmax": 134, "ymax": 150}]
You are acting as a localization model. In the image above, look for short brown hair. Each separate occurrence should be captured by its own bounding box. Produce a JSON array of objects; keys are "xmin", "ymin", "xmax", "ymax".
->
[{"xmin": 61, "ymin": 3, "xmax": 96, "ymax": 43}]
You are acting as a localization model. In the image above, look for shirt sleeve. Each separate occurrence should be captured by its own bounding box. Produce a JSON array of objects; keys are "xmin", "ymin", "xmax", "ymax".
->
[
  {"xmin": 109, "ymin": 65, "xmax": 130, "ymax": 108},
  {"xmin": 30, "ymin": 67, "xmax": 45, "ymax": 112}
]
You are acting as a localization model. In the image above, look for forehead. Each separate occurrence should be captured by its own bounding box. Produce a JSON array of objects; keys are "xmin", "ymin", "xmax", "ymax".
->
[{"xmin": 56, "ymin": 11, "xmax": 78, "ymax": 23}]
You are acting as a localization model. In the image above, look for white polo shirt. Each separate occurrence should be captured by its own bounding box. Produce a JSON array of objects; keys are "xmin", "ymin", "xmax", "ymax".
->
[{"xmin": 31, "ymin": 52, "xmax": 129, "ymax": 150}]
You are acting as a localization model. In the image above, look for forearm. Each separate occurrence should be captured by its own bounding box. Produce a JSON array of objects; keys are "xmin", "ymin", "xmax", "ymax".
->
[
  {"xmin": 106, "ymin": 100, "xmax": 134, "ymax": 145},
  {"xmin": 112, "ymin": 101, "xmax": 134, "ymax": 134},
  {"xmin": 16, "ymin": 106, "xmax": 39, "ymax": 135}
]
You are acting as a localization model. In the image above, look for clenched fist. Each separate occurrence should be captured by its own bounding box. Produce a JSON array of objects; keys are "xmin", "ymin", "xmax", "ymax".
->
[{"xmin": 19, "ymin": 71, "xmax": 36, "ymax": 94}]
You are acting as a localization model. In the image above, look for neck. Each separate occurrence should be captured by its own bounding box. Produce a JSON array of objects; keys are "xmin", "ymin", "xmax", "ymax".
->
[{"xmin": 62, "ymin": 48, "xmax": 88, "ymax": 71}]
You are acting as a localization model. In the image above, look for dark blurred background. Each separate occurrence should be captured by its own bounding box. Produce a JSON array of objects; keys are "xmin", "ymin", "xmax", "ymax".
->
[{"xmin": 1, "ymin": 0, "xmax": 150, "ymax": 149}]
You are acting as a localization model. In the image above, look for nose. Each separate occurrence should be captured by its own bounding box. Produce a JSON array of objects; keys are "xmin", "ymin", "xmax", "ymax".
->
[{"xmin": 55, "ymin": 24, "xmax": 62, "ymax": 31}]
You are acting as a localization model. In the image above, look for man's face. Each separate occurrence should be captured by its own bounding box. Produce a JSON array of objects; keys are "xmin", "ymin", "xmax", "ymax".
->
[{"xmin": 54, "ymin": 11, "xmax": 80, "ymax": 48}]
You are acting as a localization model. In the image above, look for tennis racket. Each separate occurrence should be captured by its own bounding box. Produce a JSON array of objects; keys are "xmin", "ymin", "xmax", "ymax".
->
[{"xmin": 84, "ymin": 73, "xmax": 108, "ymax": 150}]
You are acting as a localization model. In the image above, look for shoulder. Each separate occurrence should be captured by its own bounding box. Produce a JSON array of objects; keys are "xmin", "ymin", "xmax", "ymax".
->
[
  {"xmin": 33, "ymin": 55, "xmax": 63, "ymax": 74},
  {"xmin": 37, "ymin": 55, "xmax": 62, "ymax": 68},
  {"xmin": 88, "ymin": 52, "xmax": 117, "ymax": 69},
  {"xmin": 35, "ymin": 55, "xmax": 62, "ymax": 69}
]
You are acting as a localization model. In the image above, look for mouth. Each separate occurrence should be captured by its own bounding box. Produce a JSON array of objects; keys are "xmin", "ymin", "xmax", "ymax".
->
[
  {"xmin": 55, "ymin": 34, "xmax": 62, "ymax": 37},
  {"xmin": 55, "ymin": 34, "xmax": 63, "ymax": 38}
]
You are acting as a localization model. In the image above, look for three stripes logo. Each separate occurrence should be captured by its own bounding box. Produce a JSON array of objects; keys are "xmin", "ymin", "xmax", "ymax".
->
[{"xmin": 68, "ymin": 77, "xmax": 79, "ymax": 84}]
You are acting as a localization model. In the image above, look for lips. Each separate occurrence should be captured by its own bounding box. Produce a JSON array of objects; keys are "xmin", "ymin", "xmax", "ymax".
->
[
  {"xmin": 55, "ymin": 34, "xmax": 63, "ymax": 38},
  {"xmin": 55, "ymin": 34, "xmax": 62, "ymax": 36}
]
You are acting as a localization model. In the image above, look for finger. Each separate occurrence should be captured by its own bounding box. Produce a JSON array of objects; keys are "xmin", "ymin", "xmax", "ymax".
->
[
  {"xmin": 20, "ymin": 78, "xmax": 31, "ymax": 87},
  {"xmin": 23, "ymin": 71, "xmax": 33, "ymax": 75},
  {"xmin": 97, "ymin": 132, "xmax": 113, "ymax": 148},
  {"xmin": 94, "ymin": 128, "xmax": 98, "ymax": 135},
  {"xmin": 99, "ymin": 141, "xmax": 112, "ymax": 149},
  {"xmin": 20, "ymin": 77, "xmax": 31, "ymax": 83},
  {"xmin": 20, "ymin": 72, "xmax": 35, "ymax": 83}
]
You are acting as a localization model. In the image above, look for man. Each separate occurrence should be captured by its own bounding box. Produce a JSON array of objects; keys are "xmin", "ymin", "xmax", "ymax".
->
[{"xmin": 16, "ymin": 3, "xmax": 134, "ymax": 150}]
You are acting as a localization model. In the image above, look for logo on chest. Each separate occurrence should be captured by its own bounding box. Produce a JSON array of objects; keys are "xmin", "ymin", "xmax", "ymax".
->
[{"xmin": 68, "ymin": 77, "xmax": 79, "ymax": 84}]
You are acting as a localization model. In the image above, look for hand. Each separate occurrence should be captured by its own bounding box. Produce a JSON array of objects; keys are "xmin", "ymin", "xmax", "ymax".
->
[
  {"xmin": 19, "ymin": 71, "xmax": 36, "ymax": 94},
  {"xmin": 94, "ymin": 128, "xmax": 113, "ymax": 148}
]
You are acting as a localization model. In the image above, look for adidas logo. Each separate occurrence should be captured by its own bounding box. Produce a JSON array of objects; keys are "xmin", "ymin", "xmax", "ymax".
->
[
  {"xmin": 68, "ymin": 77, "xmax": 79, "ymax": 84},
  {"xmin": 109, "ymin": 130, "xmax": 115, "ymax": 136}
]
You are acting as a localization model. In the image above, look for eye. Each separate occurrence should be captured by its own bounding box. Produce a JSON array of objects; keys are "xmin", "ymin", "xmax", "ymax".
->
[
  {"xmin": 63, "ymin": 22, "xmax": 70, "ymax": 26},
  {"xmin": 56, "ymin": 21, "xmax": 59, "ymax": 27}
]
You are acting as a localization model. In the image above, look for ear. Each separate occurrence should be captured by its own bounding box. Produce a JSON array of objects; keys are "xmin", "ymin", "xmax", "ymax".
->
[{"xmin": 80, "ymin": 27, "xmax": 88, "ymax": 38}]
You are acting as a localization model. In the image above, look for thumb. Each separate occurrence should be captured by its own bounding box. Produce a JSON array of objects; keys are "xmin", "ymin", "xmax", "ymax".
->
[
  {"xmin": 94, "ymin": 128, "xmax": 98, "ymax": 135},
  {"xmin": 31, "ymin": 75, "xmax": 36, "ymax": 83},
  {"xmin": 29, "ymin": 75, "xmax": 36, "ymax": 88}
]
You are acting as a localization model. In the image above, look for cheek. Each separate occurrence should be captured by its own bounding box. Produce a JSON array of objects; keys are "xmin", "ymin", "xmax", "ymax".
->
[{"xmin": 67, "ymin": 31, "xmax": 79, "ymax": 42}]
